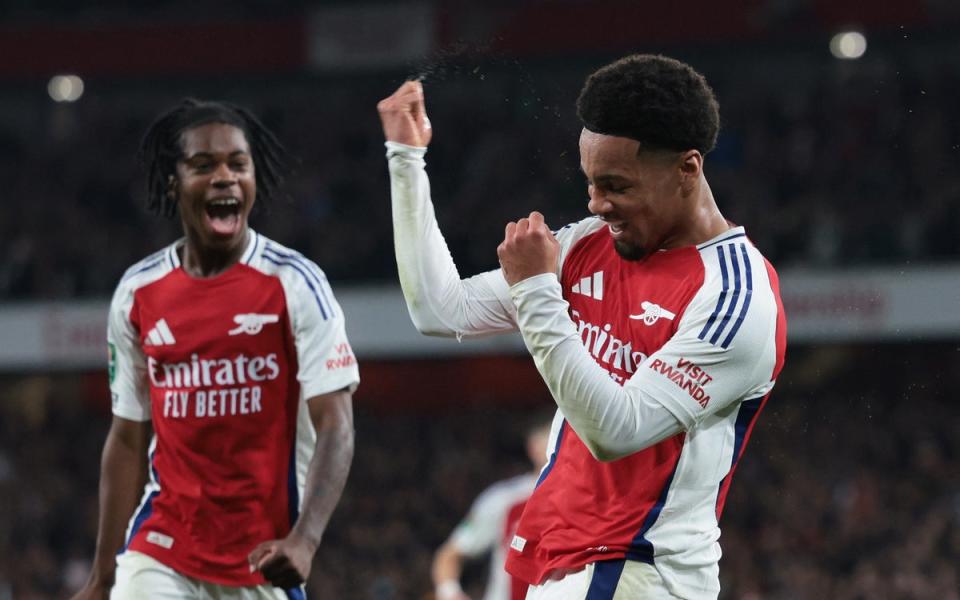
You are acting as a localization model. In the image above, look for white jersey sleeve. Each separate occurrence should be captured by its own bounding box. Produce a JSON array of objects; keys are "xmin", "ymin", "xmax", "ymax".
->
[
  {"xmin": 108, "ymin": 251, "xmax": 178, "ymax": 422},
  {"xmin": 628, "ymin": 250, "xmax": 778, "ymax": 428},
  {"xmin": 386, "ymin": 141, "xmax": 599, "ymax": 339},
  {"xmin": 449, "ymin": 491, "xmax": 502, "ymax": 558},
  {"xmin": 508, "ymin": 251, "xmax": 778, "ymax": 460},
  {"xmin": 509, "ymin": 274, "xmax": 680, "ymax": 460},
  {"xmin": 108, "ymin": 283, "xmax": 150, "ymax": 421},
  {"xmin": 271, "ymin": 247, "xmax": 360, "ymax": 399}
]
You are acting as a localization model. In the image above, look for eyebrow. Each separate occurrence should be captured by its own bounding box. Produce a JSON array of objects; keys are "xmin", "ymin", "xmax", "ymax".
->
[{"xmin": 588, "ymin": 173, "xmax": 632, "ymax": 184}]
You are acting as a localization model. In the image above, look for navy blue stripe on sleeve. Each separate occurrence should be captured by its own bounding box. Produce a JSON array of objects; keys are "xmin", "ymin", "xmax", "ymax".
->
[
  {"xmin": 263, "ymin": 245, "xmax": 336, "ymax": 319},
  {"xmin": 698, "ymin": 245, "xmax": 730, "ymax": 341},
  {"xmin": 262, "ymin": 253, "xmax": 330, "ymax": 320},
  {"xmin": 721, "ymin": 244, "xmax": 754, "ymax": 348},
  {"xmin": 709, "ymin": 243, "xmax": 743, "ymax": 345}
]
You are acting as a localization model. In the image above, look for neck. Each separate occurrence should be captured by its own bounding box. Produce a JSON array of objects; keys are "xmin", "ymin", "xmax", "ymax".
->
[
  {"xmin": 180, "ymin": 228, "xmax": 249, "ymax": 278},
  {"xmin": 663, "ymin": 177, "xmax": 729, "ymax": 249},
  {"xmin": 689, "ymin": 180, "xmax": 730, "ymax": 242}
]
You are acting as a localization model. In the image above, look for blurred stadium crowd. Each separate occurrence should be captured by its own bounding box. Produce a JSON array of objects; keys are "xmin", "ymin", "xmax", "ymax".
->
[
  {"xmin": 1, "ymin": 37, "xmax": 959, "ymax": 299},
  {"xmin": 1, "ymin": 345, "xmax": 957, "ymax": 599}
]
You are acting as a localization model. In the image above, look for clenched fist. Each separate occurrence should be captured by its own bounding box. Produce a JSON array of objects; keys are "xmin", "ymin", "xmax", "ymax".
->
[
  {"xmin": 497, "ymin": 211, "xmax": 560, "ymax": 286},
  {"xmin": 377, "ymin": 80, "xmax": 433, "ymax": 147}
]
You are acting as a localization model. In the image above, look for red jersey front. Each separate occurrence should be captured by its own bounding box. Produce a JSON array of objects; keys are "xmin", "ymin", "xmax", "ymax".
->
[
  {"xmin": 505, "ymin": 219, "xmax": 787, "ymax": 598},
  {"xmin": 107, "ymin": 231, "xmax": 359, "ymax": 586}
]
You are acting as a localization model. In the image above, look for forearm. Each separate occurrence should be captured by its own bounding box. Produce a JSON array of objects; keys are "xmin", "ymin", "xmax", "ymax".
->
[
  {"xmin": 387, "ymin": 142, "xmax": 516, "ymax": 337},
  {"xmin": 510, "ymin": 274, "xmax": 683, "ymax": 461},
  {"xmin": 289, "ymin": 418, "xmax": 354, "ymax": 552},
  {"xmin": 89, "ymin": 426, "xmax": 149, "ymax": 585},
  {"xmin": 431, "ymin": 542, "xmax": 464, "ymax": 586}
]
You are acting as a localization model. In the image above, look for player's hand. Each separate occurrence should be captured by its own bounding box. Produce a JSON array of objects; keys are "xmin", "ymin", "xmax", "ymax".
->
[
  {"xmin": 497, "ymin": 211, "xmax": 560, "ymax": 286},
  {"xmin": 248, "ymin": 535, "xmax": 315, "ymax": 589},
  {"xmin": 377, "ymin": 80, "xmax": 433, "ymax": 147}
]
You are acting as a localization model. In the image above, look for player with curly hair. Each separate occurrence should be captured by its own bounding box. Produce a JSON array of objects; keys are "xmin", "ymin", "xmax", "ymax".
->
[{"xmin": 379, "ymin": 54, "xmax": 786, "ymax": 599}]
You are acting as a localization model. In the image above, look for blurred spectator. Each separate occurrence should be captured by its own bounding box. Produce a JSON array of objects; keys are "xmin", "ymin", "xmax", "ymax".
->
[{"xmin": 2, "ymin": 39, "xmax": 960, "ymax": 299}]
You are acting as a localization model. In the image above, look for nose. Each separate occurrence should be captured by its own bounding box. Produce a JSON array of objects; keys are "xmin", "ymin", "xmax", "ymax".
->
[
  {"xmin": 587, "ymin": 188, "xmax": 611, "ymax": 217},
  {"xmin": 211, "ymin": 162, "xmax": 236, "ymax": 188}
]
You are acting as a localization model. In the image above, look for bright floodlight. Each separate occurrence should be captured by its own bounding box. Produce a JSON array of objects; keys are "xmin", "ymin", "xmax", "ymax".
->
[
  {"xmin": 830, "ymin": 31, "xmax": 867, "ymax": 59},
  {"xmin": 47, "ymin": 75, "xmax": 85, "ymax": 102}
]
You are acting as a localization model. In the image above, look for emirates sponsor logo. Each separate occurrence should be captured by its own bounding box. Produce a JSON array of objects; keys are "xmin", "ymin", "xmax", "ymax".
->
[
  {"xmin": 148, "ymin": 353, "xmax": 280, "ymax": 388},
  {"xmin": 148, "ymin": 353, "xmax": 282, "ymax": 420},
  {"xmin": 571, "ymin": 310, "xmax": 648, "ymax": 380}
]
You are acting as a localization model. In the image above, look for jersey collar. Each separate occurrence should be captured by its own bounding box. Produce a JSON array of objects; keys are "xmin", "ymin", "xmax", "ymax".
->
[
  {"xmin": 696, "ymin": 226, "xmax": 747, "ymax": 251},
  {"xmin": 169, "ymin": 229, "xmax": 260, "ymax": 269}
]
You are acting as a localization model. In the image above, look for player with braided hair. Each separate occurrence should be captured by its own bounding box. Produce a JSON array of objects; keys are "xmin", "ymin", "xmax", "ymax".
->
[
  {"xmin": 139, "ymin": 98, "xmax": 291, "ymax": 218},
  {"xmin": 72, "ymin": 99, "xmax": 359, "ymax": 600}
]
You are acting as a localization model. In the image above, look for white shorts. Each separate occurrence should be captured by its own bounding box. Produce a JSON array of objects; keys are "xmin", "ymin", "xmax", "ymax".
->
[
  {"xmin": 524, "ymin": 561, "xmax": 687, "ymax": 600},
  {"xmin": 111, "ymin": 551, "xmax": 300, "ymax": 600}
]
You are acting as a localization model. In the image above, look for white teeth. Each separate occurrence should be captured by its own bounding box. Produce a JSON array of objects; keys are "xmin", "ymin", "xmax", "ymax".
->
[{"xmin": 209, "ymin": 197, "xmax": 239, "ymax": 206}]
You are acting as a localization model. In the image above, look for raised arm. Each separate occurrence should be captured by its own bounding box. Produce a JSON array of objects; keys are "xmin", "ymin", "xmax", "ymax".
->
[{"xmin": 378, "ymin": 81, "xmax": 517, "ymax": 338}]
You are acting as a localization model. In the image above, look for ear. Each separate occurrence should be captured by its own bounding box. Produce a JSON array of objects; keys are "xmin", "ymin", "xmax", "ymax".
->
[{"xmin": 678, "ymin": 150, "xmax": 702, "ymax": 195}]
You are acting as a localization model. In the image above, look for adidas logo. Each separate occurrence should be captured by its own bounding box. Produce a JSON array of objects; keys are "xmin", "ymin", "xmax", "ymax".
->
[
  {"xmin": 145, "ymin": 319, "xmax": 176, "ymax": 346},
  {"xmin": 571, "ymin": 271, "xmax": 603, "ymax": 300}
]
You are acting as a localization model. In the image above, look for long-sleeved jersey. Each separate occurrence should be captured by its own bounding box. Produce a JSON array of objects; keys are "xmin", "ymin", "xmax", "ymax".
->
[{"xmin": 386, "ymin": 143, "xmax": 786, "ymax": 598}]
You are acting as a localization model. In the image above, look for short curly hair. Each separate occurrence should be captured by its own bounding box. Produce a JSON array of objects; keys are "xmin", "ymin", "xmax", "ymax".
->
[{"xmin": 576, "ymin": 54, "xmax": 720, "ymax": 155}]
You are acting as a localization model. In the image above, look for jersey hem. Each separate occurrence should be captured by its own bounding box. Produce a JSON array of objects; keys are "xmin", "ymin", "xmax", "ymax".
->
[
  {"xmin": 110, "ymin": 403, "xmax": 151, "ymax": 422},
  {"xmin": 301, "ymin": 373, "xmax": 360, "ymax": 400},
  {"xmin": 125, "ymin": 541, "xmax": 266, "ymax": 587}
]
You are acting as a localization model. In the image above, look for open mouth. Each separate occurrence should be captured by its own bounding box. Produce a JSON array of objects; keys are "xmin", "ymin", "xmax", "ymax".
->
[{"xmin": 204, "ymin": 197, "xmax": 243, "ymax": 236}]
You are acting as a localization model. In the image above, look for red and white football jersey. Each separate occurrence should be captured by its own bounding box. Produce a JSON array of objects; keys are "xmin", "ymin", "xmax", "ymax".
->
[
  {"xmin": 386, "ymin": 143, "xmax": 786, "ymax": 598},
  {"xmin": 107, "ymin": 231, "xmax": 359, "ymax": 586},
  {"xmin": 504, "ymin": 218, "xmax": 787, "ymax": 598}
]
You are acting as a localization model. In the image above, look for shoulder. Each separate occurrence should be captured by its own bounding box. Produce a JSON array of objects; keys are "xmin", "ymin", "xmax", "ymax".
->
[
  {"xmin": 684, "ymin": 227, "xmax": 782, "ymax": 355},
  {"xmin": 694, "ymin": 229, "xmax": 779, "ymax": 312},
  {"xmin": 112, "ymin": 242, "xmax": 180, "ymax": 304},
  {"xmin": 248, "ymin": 233, "xmax": 340, "ymax": 321},
  {"xmin": 251, "ymin": 234, "xmax": 326, "ymax": 280},
  {"xmin": 555, "ymin": 216, "xmax": 606, "ymax": 267},
  {"xmin": 554, "ymin": 216, "xmax": 605, "ymax": 248}
]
